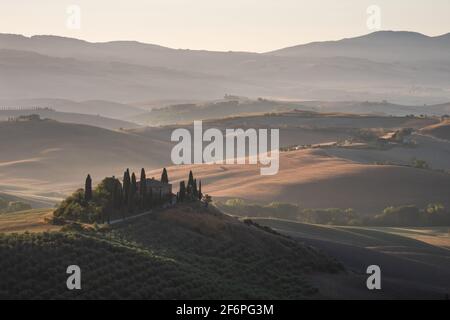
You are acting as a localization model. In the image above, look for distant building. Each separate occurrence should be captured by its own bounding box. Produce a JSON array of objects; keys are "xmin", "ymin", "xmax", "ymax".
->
[{"xmin": 138, "ymin": 178, "xmax": 172, "ymax": 200}]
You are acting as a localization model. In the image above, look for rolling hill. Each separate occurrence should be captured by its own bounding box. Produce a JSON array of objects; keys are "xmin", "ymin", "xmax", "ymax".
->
[
  {"xmin": 155, "ymin": 149, "xmax": 450, "ymax": 215},
  {"xmin": 269, "ymin": 31, "xmax": 450, "ymax": 62},
  {"xmin": 129, "ymin": 99, "xmax": 450, "ymax": 126},
  {"xmin": 0, "ymin": 203, "xmax": 342, "ymax": 299},
  {"xmin": 0, "ymin": 118, "xmax": 172, "ymax": 200},
  {"xmin": 253, "ymin": 218, "xmax": 450, "ymax": 299},
  {"xmin": 295, "ymin": 101, "xmax": 450, "ymax": 117},
  {"xmin": 1, "ymin": 110, "xmax": 447, "ymax": 211},
  {"xmin": 0, "ymin": 109, "xmax": 140, "ymax": 130},
  {"xmin": 420, "ymin": 120, "xmax": 450, "ymax": 141},
  {"xmin": 1, "ymin": 31, "xmax": 450, "ymax": 104},
  {"xmin": 0, "ymin": 98, "xmax": 144, "ymax": 119}
]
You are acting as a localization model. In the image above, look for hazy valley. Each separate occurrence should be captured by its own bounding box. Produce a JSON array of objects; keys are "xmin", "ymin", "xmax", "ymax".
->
[{"xmin": 1, "ymin": 29, "xmax": 450, "ymax": 300}]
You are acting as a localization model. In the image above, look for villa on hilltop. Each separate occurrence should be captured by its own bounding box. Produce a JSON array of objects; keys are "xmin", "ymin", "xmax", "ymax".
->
[{"xmin": 138, "ymin": 178, "xmax": 172, "ymax": 200}]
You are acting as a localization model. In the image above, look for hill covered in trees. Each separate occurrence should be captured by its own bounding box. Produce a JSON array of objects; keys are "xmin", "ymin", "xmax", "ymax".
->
[
  {"xmin": 52, "ymin": 168, "xmax": 205, "ymax": 224},
  {"xmin": 0, "ymin": 202, "xmax": 342, "ymax": 299}
]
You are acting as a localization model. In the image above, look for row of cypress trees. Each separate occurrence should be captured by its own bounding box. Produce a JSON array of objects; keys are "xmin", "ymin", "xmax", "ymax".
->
[
  {"xmin": 177, "ymin": 170, "xmax": 202, "ymax": 203},
  {"xmin": 84, "ymin": 168, "xmax": 205, "ymax": 223},
  {"xmin": 84, "ymin": 168, "xmax": 171, "ymax": 219}
]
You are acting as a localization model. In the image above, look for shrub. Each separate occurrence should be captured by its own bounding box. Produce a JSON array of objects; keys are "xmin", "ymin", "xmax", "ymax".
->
[
  {"xmin": 412, "ymin": 158, "xmax": 430, "ymax": 169},
  {"xmin": 300, "ymin": 208, "xmax": 358, "ymax": 225},
  {"xmin": 373, "ymin": 205, "xmax": 423, "ymax": 226},
  {"xmin": 424, "ymin": 203, "xmax": 450, "ymax": 226}
]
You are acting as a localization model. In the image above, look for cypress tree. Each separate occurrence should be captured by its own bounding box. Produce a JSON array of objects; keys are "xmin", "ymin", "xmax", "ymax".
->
[
  {"xmin": 123, "ymin": 169, "xmax": 130, "ymax": 207},
  {"xmin": 148, "ymin": 187, "xmax": 153, "ymax": 209},
  {"xmin": 112, "ymin": 179, "xmax": 117, "ymax": 215},
  {"xmin": 140, "ymin": 168, "xmax": 147, "ymax": 209},
  {"xmin": 129, "ymin": 172, "xmax": 137, "ymax": 214},
  {"xmin": 186, "ymin": 183, "xmax": 192, "ymax": 199},
  {"xmin": 131, "ymin": 173, "xmax": 137, "ymax": 190},
  {"xmin": 161, "ymin": 168, "xmax": 169, "ymax": 184},
  {"xmin": 115, "ymin": 178, "xmax": 123, "ymax": 210},
  {"xmin": 179, "ymin": 181, "xmax": 186, "ymax": 202},
  {"xmin": 193, "ymin": 179, "xmax": 198, "ymax": 199},
  {"xmin": 84, "ymin": 174, "xmax": 92, "ymax": 201},
  {"xmin": 188, "ymin": 170, "xmax": 194, "ymax": 188}
]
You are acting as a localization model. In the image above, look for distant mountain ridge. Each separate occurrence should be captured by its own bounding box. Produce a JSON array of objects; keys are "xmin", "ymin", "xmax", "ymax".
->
[
  {"xmin": 0, "ymin": 30, "xmax": 449, "ymax": 104},
  {"xmin": 2, "ymin": 30, "xmax": 448, "ymax": 61},
  {"xmin": 268, "ymin": 31, "xmax": 450, "ymax": 61}
]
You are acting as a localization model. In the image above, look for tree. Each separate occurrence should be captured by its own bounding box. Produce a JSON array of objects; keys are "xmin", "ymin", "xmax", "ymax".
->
[
  {"xmin": 123, "ymin": 169, "xmax": 130, "ymax": 208},
  {"xmin": 84, "ymin": 174, "xmax": 92, "ymax": 202},
  {"xmin": 140, "ymin": 168, "xmax": 147, "ymax": 209},
  {"xmin": 128, "ymin": 173, "xmax": 137, "ymax": 214},
  {"xmin": 161, "ymin": 168, "xmax": 169, "ymax": 184},
  {"xmin": 148, "ymin": 187, "xmax": 153, "ymax": 209},
  {"xmin": 198, "ymin": 180, "xmax": 202, "ymax": 201},
  {"xmin": 179, "ymin": 181, "xmax": 186, "ymax": 202},
  {"xmin": 193, "ymin": 179, "xmax": 198, "ymax": 199},
  {"xmin": 94, "ymin": 177, "xmax": 122, "ymax": 223},
  {"xmin": 186, "ymin": 183, "xmax": 192, "ymax": 199},
  {"xmin": 188, "ymin": 170, "xmax": 194, "ymax": 188},
  {"xmin": 113, "ymin": 178, "xmax": 123, "ymax": 211}
]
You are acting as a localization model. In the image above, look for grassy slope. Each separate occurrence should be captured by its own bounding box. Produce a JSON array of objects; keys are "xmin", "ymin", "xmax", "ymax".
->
[
  {"xmin": 421, "ymin": 120, "xmax": 450, "ymax": 141},
  {"xmin": 0, "ymin": 208, "xmax": 59, "ymax": 234},
  {"xmin": 154, "ymin": 149, "xmax": 450, "ymax": 214},
  {"xmin": 252, "ymin": 218, "xmax": 450, "ymax": 299},
  {"xmin": 0, "ymin": 203, "xmax": 341, "ymax": 299}
]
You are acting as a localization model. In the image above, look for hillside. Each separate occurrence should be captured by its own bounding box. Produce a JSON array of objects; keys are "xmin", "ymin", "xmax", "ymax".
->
[
  {"xmin": 129, "ymin": 99, "xmax": 450, "ymax": 126},
  {"xmin": 269, "ymin": 31, "xmax": 450, "ymax": 62},
  {"xmin": 0, "ymin": 208, "xmax": 58, "ymax": 234},
  {"xmin": 129, "ymin": 99, "xmax": 300, "ymax": 126},
  {"xmin": 253, "ymin": 218, "xmax": 450, "ymax": 299},
  {"xmin": 0, "ymin": 110, "xmax": 139, "ymax": 130},
  {"xmin": 157, "ymin": 149, "xmax": 450, "ymax": 214},
  {"xmin": 420, "ymin": 120, "xmax": 450, "ymax": 141},
  {"xmin": 0, "ymin": 98, "xmax": 144, "ymax": 119},
  {"xmin": 0, "ymin": 48, "xmax": 239, "ymax": 102},
  {"xmin": 133, "ymin": 110, "xmax": 437, "ymax": 149},
  {"xmin": 0, "ymin": 203, "xmax": 341, "ymax": 299},
  {"xmin": 1, "ymin": 110, "xmax": 446, "ymax": 210},
  {"xmin": 296, "ymin": 101, "xmax": 450, "ymax": 117},
  {"xmin": 0, "ymin": 119, "xmax": 172, "ymax": 199},
  {"xmin": 1, "ymin": 32, "xmax": 450, "ymax": 103}
]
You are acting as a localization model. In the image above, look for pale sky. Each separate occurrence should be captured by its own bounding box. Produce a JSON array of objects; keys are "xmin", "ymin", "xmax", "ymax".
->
[{"xmin": 1, "ymin": 0, "xmax": 449, "ymax": 52}]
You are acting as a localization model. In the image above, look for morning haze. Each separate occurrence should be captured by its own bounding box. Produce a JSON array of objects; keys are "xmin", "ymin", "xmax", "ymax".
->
[
  {"xmin": 1, "ymin": 0, "xmax": 450, "ymax": 301},
  {"xmin": 1, "ymin": 0, "xmax": 450, "ymax": 52}
]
